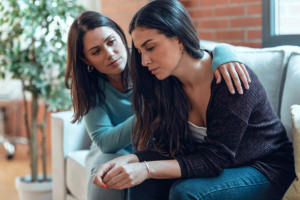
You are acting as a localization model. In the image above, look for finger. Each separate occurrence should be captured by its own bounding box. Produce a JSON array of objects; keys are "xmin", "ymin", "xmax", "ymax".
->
[
  {"xmin": 93, "ymin": 174, "xmax": 107, "ymax": 188},
  {"xmin": 113, "ymin": 179, "xmax": 132, "ymax": 190},
  {"xmin": 106, "ymin": 172, "xmax": 127, "ymax": 188},
  {"xmin": 220, "ymin": 65, "xmax": 235, "ymax": 94},
  {"xmin": 228, "ymin": 63, "xmax": 243, "ymax": 94},
  {"xmin": 92, "ymin": 164, "xmax": 112, "ymax": 188},
  {"xmin": 241, "ymin": 63, "xmax": 251, "ymax": 83},
  {"xmin": 234, "ymin": 63, "xmax": 249, "ymax": 90},
  {"xmin": 213, "ymin": 68, "xmax": 222, "ymax": 84},
  {"xmin": 103, "ymin": 165, "xmax": 123, "ymax": 183}
]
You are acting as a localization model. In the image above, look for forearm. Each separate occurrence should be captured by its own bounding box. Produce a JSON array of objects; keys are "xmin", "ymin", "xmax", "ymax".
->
[
  {"xmin": 147, "ymin": 160, "xmax": 181, "ymax": 179},
  {"xmin": 86, "ymin": 114, "xmax": 136, "ymax": 153},
  {"xmin": 126, "ymin": 154, "xmax": 140, "ymax": 163}
]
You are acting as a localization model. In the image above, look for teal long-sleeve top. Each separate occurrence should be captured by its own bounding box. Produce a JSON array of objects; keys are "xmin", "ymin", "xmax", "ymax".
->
[{"xmin": 83, "ymin": 43, "xmax": 242, "ymax": 153}]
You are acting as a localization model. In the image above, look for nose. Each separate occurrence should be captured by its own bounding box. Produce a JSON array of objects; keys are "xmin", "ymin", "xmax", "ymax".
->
[
  {"xmin": 105, "ymin": 46, "xmax": 115, "ymax": 59},
  {"xmin": 141, "ymin": 53, "xmax": 151, "ymax": 67}
]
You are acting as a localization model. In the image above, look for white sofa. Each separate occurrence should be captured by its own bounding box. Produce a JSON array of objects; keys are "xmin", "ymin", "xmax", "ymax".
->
[{"xmin": 51, "ymin": 41, "xmax": 300, "ymax": 200}]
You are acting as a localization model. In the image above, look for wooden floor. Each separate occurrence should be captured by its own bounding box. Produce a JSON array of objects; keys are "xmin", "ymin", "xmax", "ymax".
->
[{"xmin": 0, "ymin": 144, "xmax": 52, "ymax": 200}]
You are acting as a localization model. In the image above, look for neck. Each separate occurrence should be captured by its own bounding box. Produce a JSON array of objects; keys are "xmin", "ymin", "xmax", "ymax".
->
[
  {"xmin": 171, "ymin": 51, "xmax": 212, "ymax": 90},
  {"xmin": 107, "ymin": 74, "xmax": 123, "ymax": 86}
]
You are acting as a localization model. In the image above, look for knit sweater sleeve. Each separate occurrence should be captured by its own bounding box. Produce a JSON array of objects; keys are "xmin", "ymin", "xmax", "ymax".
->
[
  {"xmin": 211, "ymin": 43, "xmax": 243, "ymax": 73},
  {"xmin": 83, "ymin": 106, "xmax": 136, "ymax": 153},
  {"xmin": 135, "ymin": 66, "xmax": 262, "ymax": 178}
]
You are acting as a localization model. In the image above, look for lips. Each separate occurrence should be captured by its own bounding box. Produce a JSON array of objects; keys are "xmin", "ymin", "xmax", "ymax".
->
[
  {"xmin": 149, "ymin": 68, "xmax": 158, "ymax": 74},
  {"xmin": 108, "ymin": 58, "xmax": 121, "ymax": 66}
]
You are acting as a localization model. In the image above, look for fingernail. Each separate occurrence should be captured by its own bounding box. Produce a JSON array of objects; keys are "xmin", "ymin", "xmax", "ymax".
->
[
  {"xmin": 231, "ymin": 90, "xmax": 235, "ymax": 94},
  {"xmin": 103, "ymin": 186, "xmax": 107, "ymax": 189},
  {"xmin": 239, "ymin": 90, "xmax": 243, "ymax": 94}
]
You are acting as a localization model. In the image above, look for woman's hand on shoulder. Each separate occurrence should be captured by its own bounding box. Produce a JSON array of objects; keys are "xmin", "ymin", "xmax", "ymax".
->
[{"xmin": 214, "ymin": 62, "xmax": 251, "ymax": 94}]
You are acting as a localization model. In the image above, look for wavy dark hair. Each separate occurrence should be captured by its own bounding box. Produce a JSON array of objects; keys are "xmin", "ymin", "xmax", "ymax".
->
[
  {"xmin": 129, "ymin": 0, "xmax": 204, "ymax": 158},
  {"xmin": 65, "ymin": 11, "xmax": 131, "ymax": 123}
]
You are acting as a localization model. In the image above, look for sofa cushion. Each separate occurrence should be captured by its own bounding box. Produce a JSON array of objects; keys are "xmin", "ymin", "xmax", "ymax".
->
[
  {"xmin": 201, "ymin": 41, "xmax": 284, "ymax": 115},
  {"xmin": 281, "ymin": 53, "xmax": 300, "ymax": 143},
  {"xmin": 66, "ymin": 150, "xmax": 89, "ymax": 200},
  {"xmin": 235, "ymin": 49, "xmax": 285, "ymax": 115},
  {"xmin": 283, "ymin": 105, "xmax": 300, "ymax": 200}
]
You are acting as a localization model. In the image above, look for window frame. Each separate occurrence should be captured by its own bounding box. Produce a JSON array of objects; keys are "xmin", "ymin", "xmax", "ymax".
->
[{"xmin": 262, "ymin": 0, "xmax": 300, "ymax": 47}]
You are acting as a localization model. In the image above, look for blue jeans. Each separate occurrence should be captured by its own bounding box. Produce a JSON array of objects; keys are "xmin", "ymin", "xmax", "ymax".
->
[{"xmin": 129, "ymin": 166, "xmax": 274, "ymax": 200}]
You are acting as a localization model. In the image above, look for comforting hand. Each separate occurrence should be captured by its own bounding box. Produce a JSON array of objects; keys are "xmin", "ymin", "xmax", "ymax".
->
[
  {"xmin": 92, "ymin": 154, "xmax": 140, "ymax": 189},
  {"xmin": 214, "ymin": 62, "xmax": 251, "ymax": 94},
  {"xmin": 101, "ymin": 162, "xmax": 149, "ymax": 190}
]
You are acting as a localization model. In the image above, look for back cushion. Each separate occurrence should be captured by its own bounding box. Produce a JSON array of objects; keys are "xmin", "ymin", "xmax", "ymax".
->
[
  {"xmin": 200, "ymin": 40, "xmax": 286, "ymax": 115},
  {"xmin": 281, "ymin": 53, "xmax": 300, "ymax": 143},
  {"xmin": 236, "ymin": 50, "xmax": 285, "ymax": 116}
]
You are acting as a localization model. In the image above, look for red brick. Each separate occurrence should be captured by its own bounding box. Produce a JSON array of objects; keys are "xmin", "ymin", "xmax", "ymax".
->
[
  {"xmin": 200, "ymin": 0, "xmax": 228, "ymax": 7},
  {"xmin": 230, "ymin": 0, "xmax": 260, "ymax": 3},
  {"xmin": 248, "ymin": 30, "xmax": 262, "ymax": 40},
  {"xmin": 102, "ymin": 7, "xmax": 118, "ymax": 15},
  {"xmin": 247, "ymin": 4, "xmax": 262, "ymax": 15},
  {"xmin": 198, "ymin": 31, "xmax": 214, "ymax": 40},
  {"xmin": 189, "ymin": 9, "xmax": 213, "ymax": 18},
  {"xmin": 231, "ymin": 17, "xmax": 261, "ymax": 28},
  {"xmin": 230, "ymin": 42, "xmax": 262, "ymax": 48},
  {"xmin": 216, "ymin": 30, "xmax": 245, "ymax": 40},
  {"xmin": 201, "ymin": 19, "xmax": 228, "ymax": 29},
  {"xmin": 180, "ymin": 0, "xmax": 198, "ymax": 8},
  {"xmin": 215, "ymin": 6, "xmax": 245, "ymax": 17}
]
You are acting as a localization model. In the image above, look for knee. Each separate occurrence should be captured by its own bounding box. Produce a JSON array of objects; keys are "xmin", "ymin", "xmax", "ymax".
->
[{"xmin": 169, "ymin": 180, "xmax": 197, "ymax": 200}]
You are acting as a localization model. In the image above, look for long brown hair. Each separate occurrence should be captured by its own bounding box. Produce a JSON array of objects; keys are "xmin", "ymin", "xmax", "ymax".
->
[
  {"xmin": 65, "ymin": 11, "xmax": 131, "ymax": 123},
  {"xmin": 129, "ymin": 0, "xmax": 204, "ymax": 158}
]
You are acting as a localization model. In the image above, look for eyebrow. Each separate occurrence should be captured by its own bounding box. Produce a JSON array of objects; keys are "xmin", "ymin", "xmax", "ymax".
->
[
  {"xmin": 141, "ymin": 39, "xmax": 154, "ymax": 48},
  {"xmin": 88, "ymin": 34, "xmax": 113, "ymax": 52}
]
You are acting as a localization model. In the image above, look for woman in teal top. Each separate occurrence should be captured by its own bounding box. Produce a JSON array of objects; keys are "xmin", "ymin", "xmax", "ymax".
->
[{"xmin": 65, "ymin": 11, "xmax": 249, "ymax": 200}]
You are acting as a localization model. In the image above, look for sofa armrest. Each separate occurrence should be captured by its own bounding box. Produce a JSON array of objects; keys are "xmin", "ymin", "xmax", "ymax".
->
[{"xmin": 51, "ymin": 111, "xmax": 91, "ymax": 200}]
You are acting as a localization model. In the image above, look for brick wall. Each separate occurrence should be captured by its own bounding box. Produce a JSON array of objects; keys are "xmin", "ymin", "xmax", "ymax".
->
[
  {"xmin": 179, "ymin": 0, "xmax": 262, "ymax": 48},
  {"xmin": 101, "ymin": 0, "xmax": 149, "ymax": 45}
]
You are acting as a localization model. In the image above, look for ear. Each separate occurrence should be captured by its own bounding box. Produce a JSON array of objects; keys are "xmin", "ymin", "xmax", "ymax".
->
[
  {"xmin": 80, "ymin": 57, "xmax": 90, "ymax": 65},
  {"xmin": 174, "ymin": 36, "xmax": 184, "ymax": 49}
]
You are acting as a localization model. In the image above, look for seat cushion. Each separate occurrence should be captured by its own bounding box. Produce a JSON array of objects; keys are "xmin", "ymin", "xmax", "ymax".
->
[
  {"xmin": 281, "ymin": 53, "xmax": 300, "ymax": 143},
  {"xmin": 283, "ymin": 105, "xmax": 300, "ymax": 199},
  {"xmin": 66, "ymin": 150, "xmax": 89, "ymax": 200}
]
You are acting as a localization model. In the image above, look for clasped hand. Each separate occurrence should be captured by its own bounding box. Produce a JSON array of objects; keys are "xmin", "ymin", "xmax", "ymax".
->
[{"xmin": 93, "ymin": 156, "xmax": 150, "ymax": 190}]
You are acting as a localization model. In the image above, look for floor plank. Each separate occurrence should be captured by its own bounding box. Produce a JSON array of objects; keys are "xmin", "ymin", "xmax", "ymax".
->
[{"xmin": 0, "ymin": 144, "xmax": 52, "ymax": 200}]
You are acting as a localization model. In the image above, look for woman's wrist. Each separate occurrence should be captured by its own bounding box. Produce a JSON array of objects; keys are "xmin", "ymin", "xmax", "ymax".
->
[{"xmin": 126, "ymin": 153, "xmax": 139, "ymax": 163}]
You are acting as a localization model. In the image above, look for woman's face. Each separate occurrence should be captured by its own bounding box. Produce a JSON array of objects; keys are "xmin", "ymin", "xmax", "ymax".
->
[
  {"xmin": 131, "ymin": 27, "xmax": 183, "ymax": 80},
  {"xmin": 82, "ymin": 26, "xmax": 127, "ymax": 76}
]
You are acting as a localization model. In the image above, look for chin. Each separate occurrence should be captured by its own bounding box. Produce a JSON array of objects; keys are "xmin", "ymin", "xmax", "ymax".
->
[{"xmin": 155, "ymin": 74, "xmax": 168, "ymax": 80}]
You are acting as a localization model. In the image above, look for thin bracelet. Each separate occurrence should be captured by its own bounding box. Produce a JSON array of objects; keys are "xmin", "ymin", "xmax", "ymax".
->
[{"xmin": 144, "ymin": 161, "xmax": 151, "ymax": 178}]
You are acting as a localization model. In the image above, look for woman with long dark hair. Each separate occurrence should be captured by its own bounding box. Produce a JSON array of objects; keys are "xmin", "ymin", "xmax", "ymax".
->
[
  {"xmin": 65, "ymin": 10, "xmax": 249, "ymax": 200},
  {"xmin": 92, "ymin": 1, "xmax": 295, "ymax": 200}
]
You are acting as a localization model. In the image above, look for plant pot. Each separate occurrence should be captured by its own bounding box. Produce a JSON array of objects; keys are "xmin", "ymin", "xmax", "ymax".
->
[{"xmin": 15, "ymin": 174, "xmax": 52, "ymax": 200}]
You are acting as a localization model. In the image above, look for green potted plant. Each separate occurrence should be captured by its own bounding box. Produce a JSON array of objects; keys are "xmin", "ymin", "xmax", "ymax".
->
[{"xmin": 0, "ymin": 0, "xmax": 84, "ymax": 199}]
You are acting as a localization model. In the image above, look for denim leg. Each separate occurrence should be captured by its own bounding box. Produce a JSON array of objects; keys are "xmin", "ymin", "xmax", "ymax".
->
[{"xmin": 169, "ymin": 166, "xmax": 274, "ymax": 200}]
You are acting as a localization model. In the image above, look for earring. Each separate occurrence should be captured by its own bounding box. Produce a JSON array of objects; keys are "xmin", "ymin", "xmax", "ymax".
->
[{"xmin": 87, "ymin": 64, "xmax": 93, "ymax": 72}]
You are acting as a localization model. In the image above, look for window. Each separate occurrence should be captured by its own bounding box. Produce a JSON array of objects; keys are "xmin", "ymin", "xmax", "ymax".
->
[{"xmin": 263, "ymin": 0, "xmax": 300, "ymax": 47}]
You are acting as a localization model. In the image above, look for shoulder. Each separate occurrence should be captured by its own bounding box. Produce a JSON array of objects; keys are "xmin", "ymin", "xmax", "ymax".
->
[{"xmin": 209, "ymin": 65, "xmax": 267, "ymax": 117}]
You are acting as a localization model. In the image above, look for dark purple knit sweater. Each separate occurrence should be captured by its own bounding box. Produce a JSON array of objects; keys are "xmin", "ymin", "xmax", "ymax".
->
[{"xmin": 135, "ymin": 65, "xmax": 295, "ymax": 199}]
